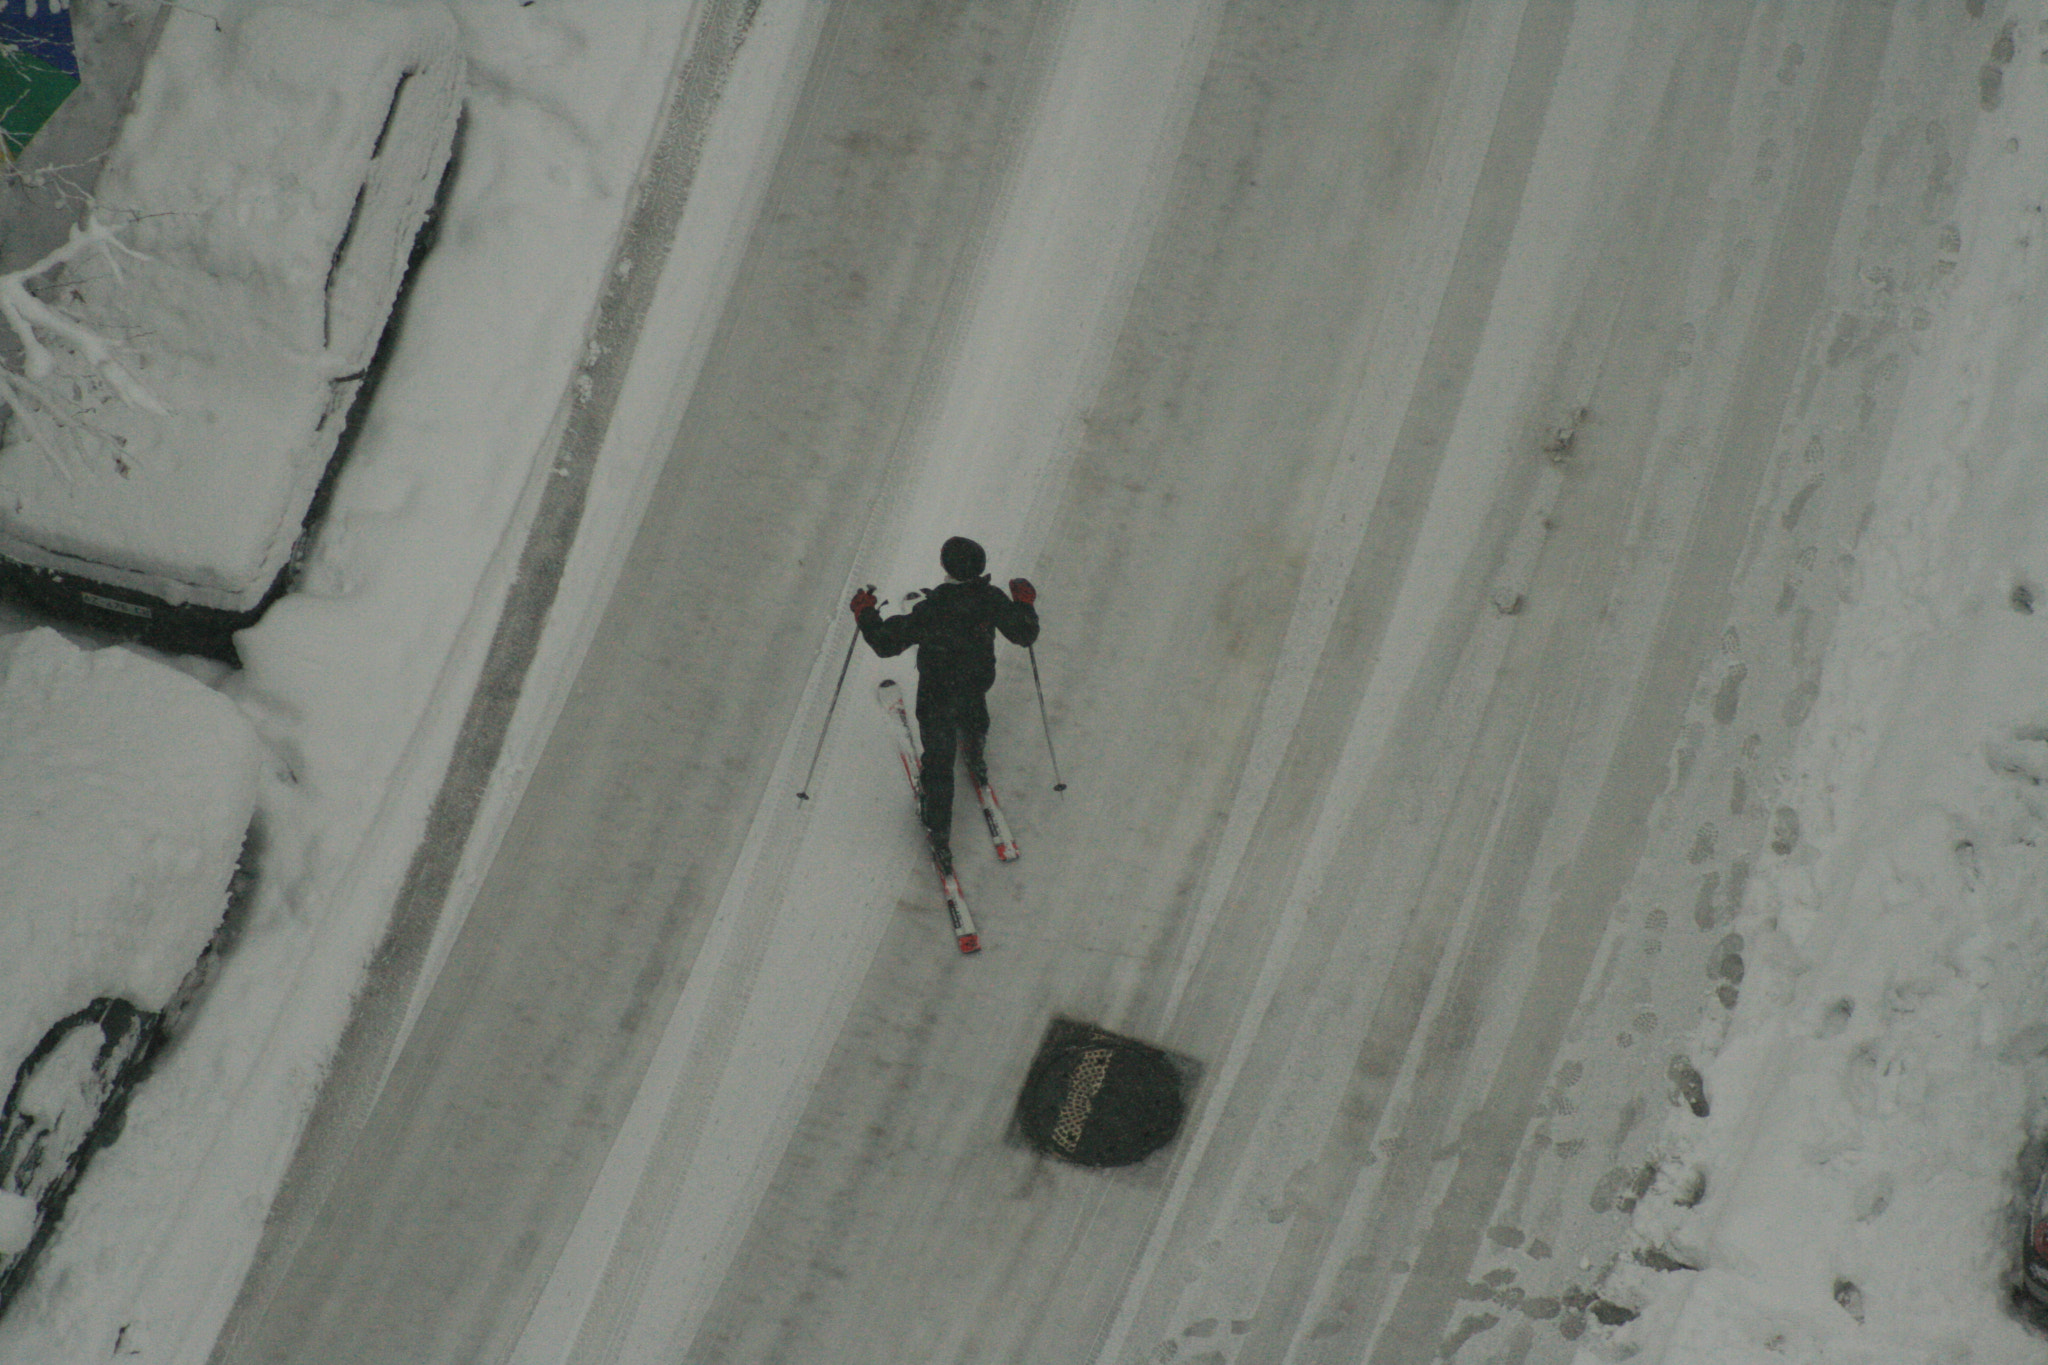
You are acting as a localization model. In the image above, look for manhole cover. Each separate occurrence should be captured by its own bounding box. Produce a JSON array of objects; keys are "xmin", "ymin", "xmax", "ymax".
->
[{"xmin": 1013, "ymin": 1018, "xmax": 1192, "ymax": 1167}]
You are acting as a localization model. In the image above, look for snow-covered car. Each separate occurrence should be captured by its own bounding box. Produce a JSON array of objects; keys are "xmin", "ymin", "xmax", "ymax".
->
[
  {"xmin": 2022, "ymin": 1158, "xmax": 2048, "ymax": 1307},
  {"xmin": 0, "ymin": 2, "xmax": 464, "ymax": 662},
  {"xmin": 0, "ymin": 628, "xmax": 262, "ymax": 1311}
]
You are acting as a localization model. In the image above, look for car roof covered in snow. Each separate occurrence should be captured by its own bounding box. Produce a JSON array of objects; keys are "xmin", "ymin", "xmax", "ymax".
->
[
  {"xmin": 0, "ymin": 1, "xmax": 462, "ymax": 609},
  {"xmin": 0, "ymin": 628, "xmax": 261, "ymax": 1081}
]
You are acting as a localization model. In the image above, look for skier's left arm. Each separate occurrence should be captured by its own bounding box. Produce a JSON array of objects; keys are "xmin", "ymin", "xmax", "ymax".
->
[{"xmin": 999, "ymin": 578, "xmax": 1041, "ymax": 647}]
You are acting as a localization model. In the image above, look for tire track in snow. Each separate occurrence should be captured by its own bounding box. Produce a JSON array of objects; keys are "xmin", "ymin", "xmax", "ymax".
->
[
  {"xmin": 210, "ymin": 4, "xmax": 772, "ymax": 1361},
  {"xmin": 1088, "ymin": 0, "xmax": 1586, "ymax": 1357},
  {"xmin": 507, "ymin": 5, "xmax": 1222, "ymax": 1361}
]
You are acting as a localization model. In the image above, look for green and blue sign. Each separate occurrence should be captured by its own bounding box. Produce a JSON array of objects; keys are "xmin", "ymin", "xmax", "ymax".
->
[{"xmin": 0, "ymin": 1, "xmax": 77, "ymax": 160}]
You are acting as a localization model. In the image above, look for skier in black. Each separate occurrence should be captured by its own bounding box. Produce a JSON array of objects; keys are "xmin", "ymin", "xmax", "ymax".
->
[{"xmin": 851, "ymin": 536, "xmax": 1038, "ymax": 871}]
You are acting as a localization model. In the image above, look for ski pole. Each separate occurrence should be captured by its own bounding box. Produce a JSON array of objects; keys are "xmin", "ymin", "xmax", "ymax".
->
[
  {"xmin": 1028, "ymin": 644, "xmax": 1066, "ymax": 791},
  {"xmin": 797, "ymin": 589, "xmax": 871, "ymax": 800}
]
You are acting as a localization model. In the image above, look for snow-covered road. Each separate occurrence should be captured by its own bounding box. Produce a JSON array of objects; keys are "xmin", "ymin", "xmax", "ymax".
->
[
  {"xmin": 7, "ymin": 0, "xmax": 2044, "ymax": 1362},
  {"xmin": 212, "ymin": 1, "xmax": 2024, "ymax": 1362}
]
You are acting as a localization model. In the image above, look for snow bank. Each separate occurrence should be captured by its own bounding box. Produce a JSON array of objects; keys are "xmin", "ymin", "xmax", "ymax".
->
[
  {"xmin": 0, "ymin": 1196, "xmax": 29, "ymax": 1262},
  {"xmin": 1592, "ymin": 17, "xmax": 2048, "ymax": 1364}
]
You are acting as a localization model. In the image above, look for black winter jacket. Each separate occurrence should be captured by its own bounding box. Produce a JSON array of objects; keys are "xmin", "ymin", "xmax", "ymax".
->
[{"xmin": 857, "ymin": 575, "xmax": 1039, "ymax": 696}]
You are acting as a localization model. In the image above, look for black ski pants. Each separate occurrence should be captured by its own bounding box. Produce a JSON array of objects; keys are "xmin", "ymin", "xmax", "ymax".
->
[{"xmin": 916, "ymin": 680, "xmax": 989, "ymax": 849}]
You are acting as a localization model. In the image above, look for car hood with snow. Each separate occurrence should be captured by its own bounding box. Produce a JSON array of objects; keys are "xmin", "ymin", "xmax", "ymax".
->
[{"xmin": 0, "ymin": 1, "xmax": 462, "ymax": 627}]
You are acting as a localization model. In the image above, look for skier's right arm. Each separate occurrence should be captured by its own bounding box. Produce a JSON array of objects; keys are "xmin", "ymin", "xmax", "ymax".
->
[{"xmin": 852, "ymin": 588, "xmax": 916, "ymax": 657}]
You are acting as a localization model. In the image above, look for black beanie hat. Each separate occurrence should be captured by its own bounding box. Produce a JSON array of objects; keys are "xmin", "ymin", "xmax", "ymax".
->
[{"xmin": 941, "ymin": 536, "xmax": 986, "ymax": 579}]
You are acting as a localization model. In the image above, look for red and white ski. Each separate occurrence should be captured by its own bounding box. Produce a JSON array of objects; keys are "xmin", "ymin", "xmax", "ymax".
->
[
  {"xmin": 970, "ymin": 774, "xmax": 1020, "ymax": 862},
  {"xmin": 877, "ymin": 679, "xmax": 980, "ymax": 954}
]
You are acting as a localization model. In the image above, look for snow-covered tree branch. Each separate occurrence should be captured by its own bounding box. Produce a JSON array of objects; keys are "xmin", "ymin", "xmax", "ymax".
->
[{"xmin": 0, "ymin": 214, "xmax": 164, "ymax": 479}]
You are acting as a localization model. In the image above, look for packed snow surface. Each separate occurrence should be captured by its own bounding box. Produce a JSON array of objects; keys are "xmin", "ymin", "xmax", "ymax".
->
[{"xmin": 1590, "ymin": 14, "xmax": 2048, "ymax": 1360}]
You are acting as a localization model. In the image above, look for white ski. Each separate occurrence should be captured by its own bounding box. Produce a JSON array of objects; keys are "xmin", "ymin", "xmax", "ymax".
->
[
  {"xmin": 969, "ymin": 773, "xmax": 1020, "ymax": 862},
  {"xmin": 877, "ymin": 679, "xmax": 980, "ymax": 954}
]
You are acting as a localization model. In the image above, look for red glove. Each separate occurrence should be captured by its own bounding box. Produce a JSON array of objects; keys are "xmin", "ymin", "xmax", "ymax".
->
[
  {"xmin": 1009, "ymin": 578, "xmax": 1036, "ymax": 605},
  {"xmin": 850, "ymin": 586, "xmax": 877, "ymax": 615}
]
